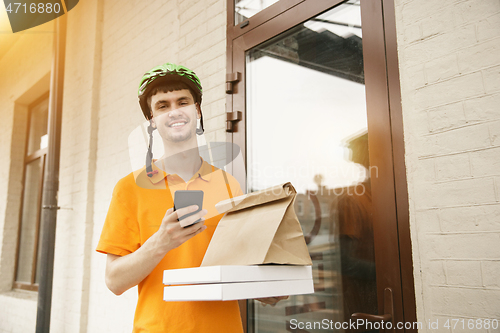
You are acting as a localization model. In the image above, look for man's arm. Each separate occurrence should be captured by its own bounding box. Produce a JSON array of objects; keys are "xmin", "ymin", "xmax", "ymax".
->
[
  {"xmin": 255, "ymin": 296, "xmax": 289, "ymax": 306},
  {"xmin": 105, "ymin": 205, "xmax": 207, "ymax": 295}
]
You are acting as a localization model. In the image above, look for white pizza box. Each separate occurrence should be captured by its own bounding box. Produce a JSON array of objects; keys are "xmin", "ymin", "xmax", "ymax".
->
[
  {"xmin": 163, "ymin": 265, "xmax": 313, "ymax": 285},
  {"xmin": 163, "ymin": 278, "xmax": 314, "ymax": 301}
]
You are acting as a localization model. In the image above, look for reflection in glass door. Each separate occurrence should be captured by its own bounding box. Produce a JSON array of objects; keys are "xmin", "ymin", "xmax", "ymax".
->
[
  {"xmin": 245, "ymin": 1, "xmax": 378, "ymax": 332},
  {"xmin": 234, "ymin": 0, "xmax": 280, "ymax": 24}
]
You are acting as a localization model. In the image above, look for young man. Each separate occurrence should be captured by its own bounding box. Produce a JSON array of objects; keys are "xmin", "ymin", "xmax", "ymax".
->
[{"xmin": 96, "ymin": 63, "xmax": 283, "ymax": 333}]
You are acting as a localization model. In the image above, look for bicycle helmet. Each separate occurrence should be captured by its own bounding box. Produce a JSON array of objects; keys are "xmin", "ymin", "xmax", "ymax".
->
[{"xmin": 138, "ymin": 63, "xmax": 203, "ymax": 121}]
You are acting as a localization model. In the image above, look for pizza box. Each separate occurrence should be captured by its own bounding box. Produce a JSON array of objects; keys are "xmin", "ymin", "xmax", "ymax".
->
[
  {"xmin": 163, "ymin": 265, "xmax": 312, "ymax": 285},
  {"xmin": 163, "ymin": 278, "xmax": 314, "ymax": 301}
]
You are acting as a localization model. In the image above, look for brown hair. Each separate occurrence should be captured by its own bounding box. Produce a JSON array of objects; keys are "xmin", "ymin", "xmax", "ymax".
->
[{"xmin": 146, "ymin": 81, "xmax": 197, "ymax": 114}]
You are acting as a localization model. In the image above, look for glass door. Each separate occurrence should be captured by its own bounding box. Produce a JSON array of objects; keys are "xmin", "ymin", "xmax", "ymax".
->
[
  {"xmin": 227, "ymin": 0, "xmax": 415, "ymax": 332},
  {"xmin": 246, "ymin": 2, "xmax": 377, "ymax": 332}
]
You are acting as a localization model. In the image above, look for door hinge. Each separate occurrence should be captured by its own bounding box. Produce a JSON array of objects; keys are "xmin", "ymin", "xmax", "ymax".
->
[
  {"xmin": 226, "ymin": 72, "xmax": 241, "ymax": 94},
  {"xmin": 226, "ymin": 111, "xmax": 242, "ymax": 132}
]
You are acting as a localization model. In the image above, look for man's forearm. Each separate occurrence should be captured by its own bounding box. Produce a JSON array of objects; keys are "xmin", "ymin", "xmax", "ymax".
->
[
  {"xmin": 105, "ymin": 207, "xmax": 207, "ymax": 295},
  {"xmin": 105, "ymin": 234, "xmax": 165, "ymax": 295}
]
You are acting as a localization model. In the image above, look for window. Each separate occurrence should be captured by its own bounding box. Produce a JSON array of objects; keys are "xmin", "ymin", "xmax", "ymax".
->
[
  {"xmin": 227, "ymin": 0, "xmax": 416, "ymax": 330},
  {"xmin": 309, "ymin": 202, "xmax": 316, "ymax": 218},
  {"xmin": 296, "ymin": 199, "xmax": 304, "ymax": 216},
  {"xmin": 13, "ymin": 95, "xmax": 49, "ymax": 291},
  {"xmin": 320, "ymin": 202, "xmax": 329, "ymax": 218},
  {"xmin": 234, "ymin": 0, "xmax": 280, "ymax": 24}
]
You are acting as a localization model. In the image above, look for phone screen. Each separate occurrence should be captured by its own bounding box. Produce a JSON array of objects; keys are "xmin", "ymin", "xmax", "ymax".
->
[{"xmin": 173, "ymin": 190, "xmax": 204, "ymax": 228}]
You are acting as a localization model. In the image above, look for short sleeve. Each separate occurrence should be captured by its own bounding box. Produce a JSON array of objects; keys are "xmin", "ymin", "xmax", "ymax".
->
[{"xmin": 96, "ymin": 178, "xmax": 141, "ymax": 256}]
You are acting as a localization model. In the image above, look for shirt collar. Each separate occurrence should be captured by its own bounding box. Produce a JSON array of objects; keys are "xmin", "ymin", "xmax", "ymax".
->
[{"xmin": 147, "ymin": 157, "xmax": 213, "ymax": 185}]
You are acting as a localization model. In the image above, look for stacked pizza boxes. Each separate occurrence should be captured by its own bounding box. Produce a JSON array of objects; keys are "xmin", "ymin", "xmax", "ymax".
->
[
  {"xmin": 163, "ymin": 265, "xmax": 314, "ymax": 301},
  {"xmin": 163, "ymin": 184, "xmax": 314, "ymax": 302}
]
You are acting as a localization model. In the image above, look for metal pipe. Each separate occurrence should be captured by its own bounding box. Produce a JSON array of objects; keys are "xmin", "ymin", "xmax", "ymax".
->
[{"xmin": 35, "ymin": 13, "xmax": 66, "ymax": 333}]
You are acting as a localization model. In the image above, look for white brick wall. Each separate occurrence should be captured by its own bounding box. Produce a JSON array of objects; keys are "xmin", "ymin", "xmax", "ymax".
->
[
  {"xmin": 0, "ymin": 104, "xmax": 28, "ymax": 293},
  {"xmin": 1, "ymin": 0, "xmax": 228, "ymax": 331},
  {"xmin": 0, "ymin": 20, "xmax": 53, "ymax": 332},
  {"xmin": 0, "ymin": 291, "xmax": 37, "ymax": 333},
  {"xmin": 50, "ymin": 1, "xmax": 103, "ymax": 332},
  {"xmin": 395, "ymin": 0, "xmax": 500, "ymax": 330}
]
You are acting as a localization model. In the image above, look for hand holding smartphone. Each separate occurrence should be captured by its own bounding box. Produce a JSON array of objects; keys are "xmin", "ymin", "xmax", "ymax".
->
[{"xmin": 173, "ymin": 190, "xmax": 204, "ymax": 228}]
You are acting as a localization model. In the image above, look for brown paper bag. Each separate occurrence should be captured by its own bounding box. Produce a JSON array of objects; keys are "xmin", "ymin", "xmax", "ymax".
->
[{"xmin": 201, "ymin": 183, "xmax": 312, "ymax": 266}]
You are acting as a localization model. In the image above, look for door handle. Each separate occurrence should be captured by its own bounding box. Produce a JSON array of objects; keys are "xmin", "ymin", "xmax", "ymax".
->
[
  {"xmin": 351, "ymin": 312, "xmax": 391, "ymax": 322},
  {"xmin": 351, "ymin": 287, "xmax": 394, "ymax": 332}
]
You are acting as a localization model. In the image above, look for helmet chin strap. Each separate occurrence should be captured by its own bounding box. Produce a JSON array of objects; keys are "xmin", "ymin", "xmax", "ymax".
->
[
  {"xmin": 196, "ymin": 117, "xmax": 204, "ymax": 135},
  {"xmin": 146, "ymin": 123, "xmax": 157, "ymax": 177}
]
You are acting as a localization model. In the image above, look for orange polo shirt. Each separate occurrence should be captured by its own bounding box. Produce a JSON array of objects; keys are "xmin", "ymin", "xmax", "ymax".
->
[{"xmin": 96, "ymin": 159, "xmax": 244, "ymax": 333}]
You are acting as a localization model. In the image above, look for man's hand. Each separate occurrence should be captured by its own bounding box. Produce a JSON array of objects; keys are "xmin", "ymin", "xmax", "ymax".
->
[
  {"xmin": 255, "ymin": 296, "xmax": 289, "ymax": 307},
  {"xmin": 105, "ymin": 205, "xmax": 207, "ymax": 295},
  {"xmin": 151, "ymin": 205, "xmax": 208, "ymax": 256}
]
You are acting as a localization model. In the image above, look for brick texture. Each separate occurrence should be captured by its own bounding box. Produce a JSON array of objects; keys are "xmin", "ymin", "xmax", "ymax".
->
[
  {"xmin": 0, "ymin": 292, "xmax": 37, "ymax": 333},
  {"xmin": 0, "ymin": 0, "xmax": 228, "ymax": 332},
  {"xmin": 395, "ymin": 0, "xmax": 500, "ymax": 329},
  {"xmin": 50, "ymin": 1, "xmax": 103, "ymax": 332},
  {"xmin": 0, "ymin": 19, "xmax": 53, "ymax": 333}
]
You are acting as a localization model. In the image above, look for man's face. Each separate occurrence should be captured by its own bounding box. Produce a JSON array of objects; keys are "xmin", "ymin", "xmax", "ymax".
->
[{"xmin": 150, "ymin": 89, "xmax": 201, "ymax": 143}]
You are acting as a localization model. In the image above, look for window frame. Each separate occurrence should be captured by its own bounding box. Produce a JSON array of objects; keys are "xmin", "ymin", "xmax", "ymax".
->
[
  {"xmin": 229, "ymin": 0, "xmax": 305, "ymax": 38},
  {"xmin": 13, "ymin": 92, "xmax": 50, "ymax": 292}
]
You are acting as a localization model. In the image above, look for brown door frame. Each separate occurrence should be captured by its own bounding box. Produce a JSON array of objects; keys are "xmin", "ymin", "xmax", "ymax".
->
[
  {"xmin": 380, "ymin": 0, "xmax": 416, "ymax": 321},
  {"xmin": 226, "ymin": 0, "xmax": 416, "ymax": 331},
  {"xmin": 230, "ymin": 0, "xmax": 305, "ymax": 39}
]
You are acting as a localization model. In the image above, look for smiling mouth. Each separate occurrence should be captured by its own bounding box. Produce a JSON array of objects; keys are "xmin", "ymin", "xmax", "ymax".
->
[{"xmin": 169, "ymin": 121, "xmax": 187, "ymax": 128}]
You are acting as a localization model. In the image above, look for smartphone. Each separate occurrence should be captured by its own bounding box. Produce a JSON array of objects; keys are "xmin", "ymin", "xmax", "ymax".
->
[{"xmin": 173, "ymin": 190, "xmax": 204, "ymax": 228}]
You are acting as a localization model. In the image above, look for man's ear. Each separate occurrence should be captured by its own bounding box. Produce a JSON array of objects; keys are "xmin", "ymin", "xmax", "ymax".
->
[
  {"xmin": 149, "ymin": 118, "xmax": 156, "ymax": 128},
  {"xmin": 196, "ymin": 103, "xmax": 202, "ymax": 119}
]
